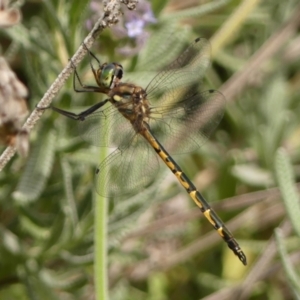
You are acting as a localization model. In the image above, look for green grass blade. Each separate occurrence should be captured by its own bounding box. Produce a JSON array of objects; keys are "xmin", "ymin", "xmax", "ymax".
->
[{"xmin": 275, "ymin": 148, "xmax": 300, "ymax": 237}]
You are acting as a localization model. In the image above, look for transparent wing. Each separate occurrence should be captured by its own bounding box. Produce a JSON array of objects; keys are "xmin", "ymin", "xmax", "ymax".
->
[
  {"xmin": 77, "ymin": 104, "xmax": 135, "ymax": 149},
  {"xmin": 95, "ymin": 134, "xmax": 160, "ymax": 198},
  {"xmin": 149, "ymin": 89, "xmax": 225, "ymax": 154},
  {"xmin": 77, "ymin": 105, "xmax": 161, "ymax": 198},
  {"xmin": 146, "ymin": 37, "xmax": 211, "ymax": 107},
  {"xmin": 75, "ymin": 38, "xmax": 222, "ymax": 198}
]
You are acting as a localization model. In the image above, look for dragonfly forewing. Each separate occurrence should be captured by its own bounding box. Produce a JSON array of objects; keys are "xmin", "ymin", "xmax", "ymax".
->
[
  {"xmin": 146, "ymin": 37, "xmax": 211, "ymax": 107},
  {"xmin": 148, "ymin": 89, "xmax": 225, "ymax": 154}
]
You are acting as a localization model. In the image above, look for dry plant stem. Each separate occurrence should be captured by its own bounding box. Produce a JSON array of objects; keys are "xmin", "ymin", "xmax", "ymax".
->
[
  {"xmin": 220, "ymin": 3, "xmax": 300, "ymax": 101},
  {"xmin": 0, "ymin": 0, "xmax": 123, "ymax": 171}
]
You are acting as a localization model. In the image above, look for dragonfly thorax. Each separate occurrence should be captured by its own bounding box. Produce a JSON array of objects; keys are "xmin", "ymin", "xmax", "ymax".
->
[
  {"xmin": 96, "ymin": 62, "xmax": 123, "ymax": 89},
  {"xmin": 109, "ymin": 83, "xmax": 150, "ymax": 132}
]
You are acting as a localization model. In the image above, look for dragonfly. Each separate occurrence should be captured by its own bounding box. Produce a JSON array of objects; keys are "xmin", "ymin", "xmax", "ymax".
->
[{"xmin": 43, "ymin": 37, "xmax": 247, "ymax": 265}]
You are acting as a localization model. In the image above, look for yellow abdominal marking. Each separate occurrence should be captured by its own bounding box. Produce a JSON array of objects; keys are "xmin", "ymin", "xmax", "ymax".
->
[
  {"xmin": 164, "ymin": 158, "xmax": 175, "ymax": 169},
  {"xmin": 189, "ymin": 191, "xmax": 203, "ymax": 208},
  {"xmin": 204, "ymin": 209, "xmax": 216, "ymax": 226},
  {"xmin": 217, "ymin": 227, "xmax": 225, "ymax": 237},
  {"xmin": 156, "ymin": 148, "xmax": 175, "ymax": 169},
  {"xmin": 150, "ymin": 139, "xmax": 159, "ymax": 150},
  {"xmin": 175, "ymin": 171, "xmax": 190, "ymax": 189}
]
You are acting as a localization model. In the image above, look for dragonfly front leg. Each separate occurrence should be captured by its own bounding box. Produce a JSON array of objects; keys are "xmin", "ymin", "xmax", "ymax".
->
[
  {"xmin": 50, "ymin": 99, "xmax": 110, "ymax": 121},
  {"xmin": 70, "ymin": 57, "xmax": 107, "ymax": 94},
  {"xmin": 81, "ymin": 42, "xmax": 101, "ymax": 85}
]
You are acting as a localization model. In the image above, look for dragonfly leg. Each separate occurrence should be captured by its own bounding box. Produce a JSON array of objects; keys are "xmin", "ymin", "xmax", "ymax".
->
[
  {"xmin": 68, "ymin": 55, "xmax": 106, "ymax": 94},
  {"xmin": 50, "ymin": 99, "xmax": 109, "ymax": 121},
  {"xmin": 81, "ymin": 42, "xmax": 101, "ymax": 86}
]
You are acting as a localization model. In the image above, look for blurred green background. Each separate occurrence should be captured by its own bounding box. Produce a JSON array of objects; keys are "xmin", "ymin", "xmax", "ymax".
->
[{"xmin": 0, "ymin": 0, "xmax": 300, "ymax": 299}]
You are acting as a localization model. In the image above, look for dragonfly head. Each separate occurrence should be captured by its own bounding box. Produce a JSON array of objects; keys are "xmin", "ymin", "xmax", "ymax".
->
[{"xmin": 97, "ymin": 63, "xmax": 123, "ymax": 89}]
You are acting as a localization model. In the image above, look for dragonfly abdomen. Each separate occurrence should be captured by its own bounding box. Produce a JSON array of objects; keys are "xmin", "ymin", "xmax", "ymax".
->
[{"xmin": 143, "ymin": 129, "xmax": 247, "ymax": 265}]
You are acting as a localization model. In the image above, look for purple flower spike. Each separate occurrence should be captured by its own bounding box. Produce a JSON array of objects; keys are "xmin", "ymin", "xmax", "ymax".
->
[
  {"xmin": 87, "ymin": 0, "xmax": 156, "ymax": 56},
  {"xmin": 125, "ymin": 17, "xmax": 145, "ymax": 38}
]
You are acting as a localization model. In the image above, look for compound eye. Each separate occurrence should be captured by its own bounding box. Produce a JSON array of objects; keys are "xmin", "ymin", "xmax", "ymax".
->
[
  {"xmin": 116, "ymin": 68, "xmax": 123, "ymax": 80},
  {"xmin": 99, "ymin": 63, "xmax": 115, "ymax": 88}
]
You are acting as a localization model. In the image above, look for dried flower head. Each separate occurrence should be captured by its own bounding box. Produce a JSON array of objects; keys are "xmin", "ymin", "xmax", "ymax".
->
[
  {"xmin": 0, "ymin": 57, "xmax": 29, "ymax": 156},
  {"xmin": 0, "ymin": 0, "xmax": 21, "ymax": 28}
]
